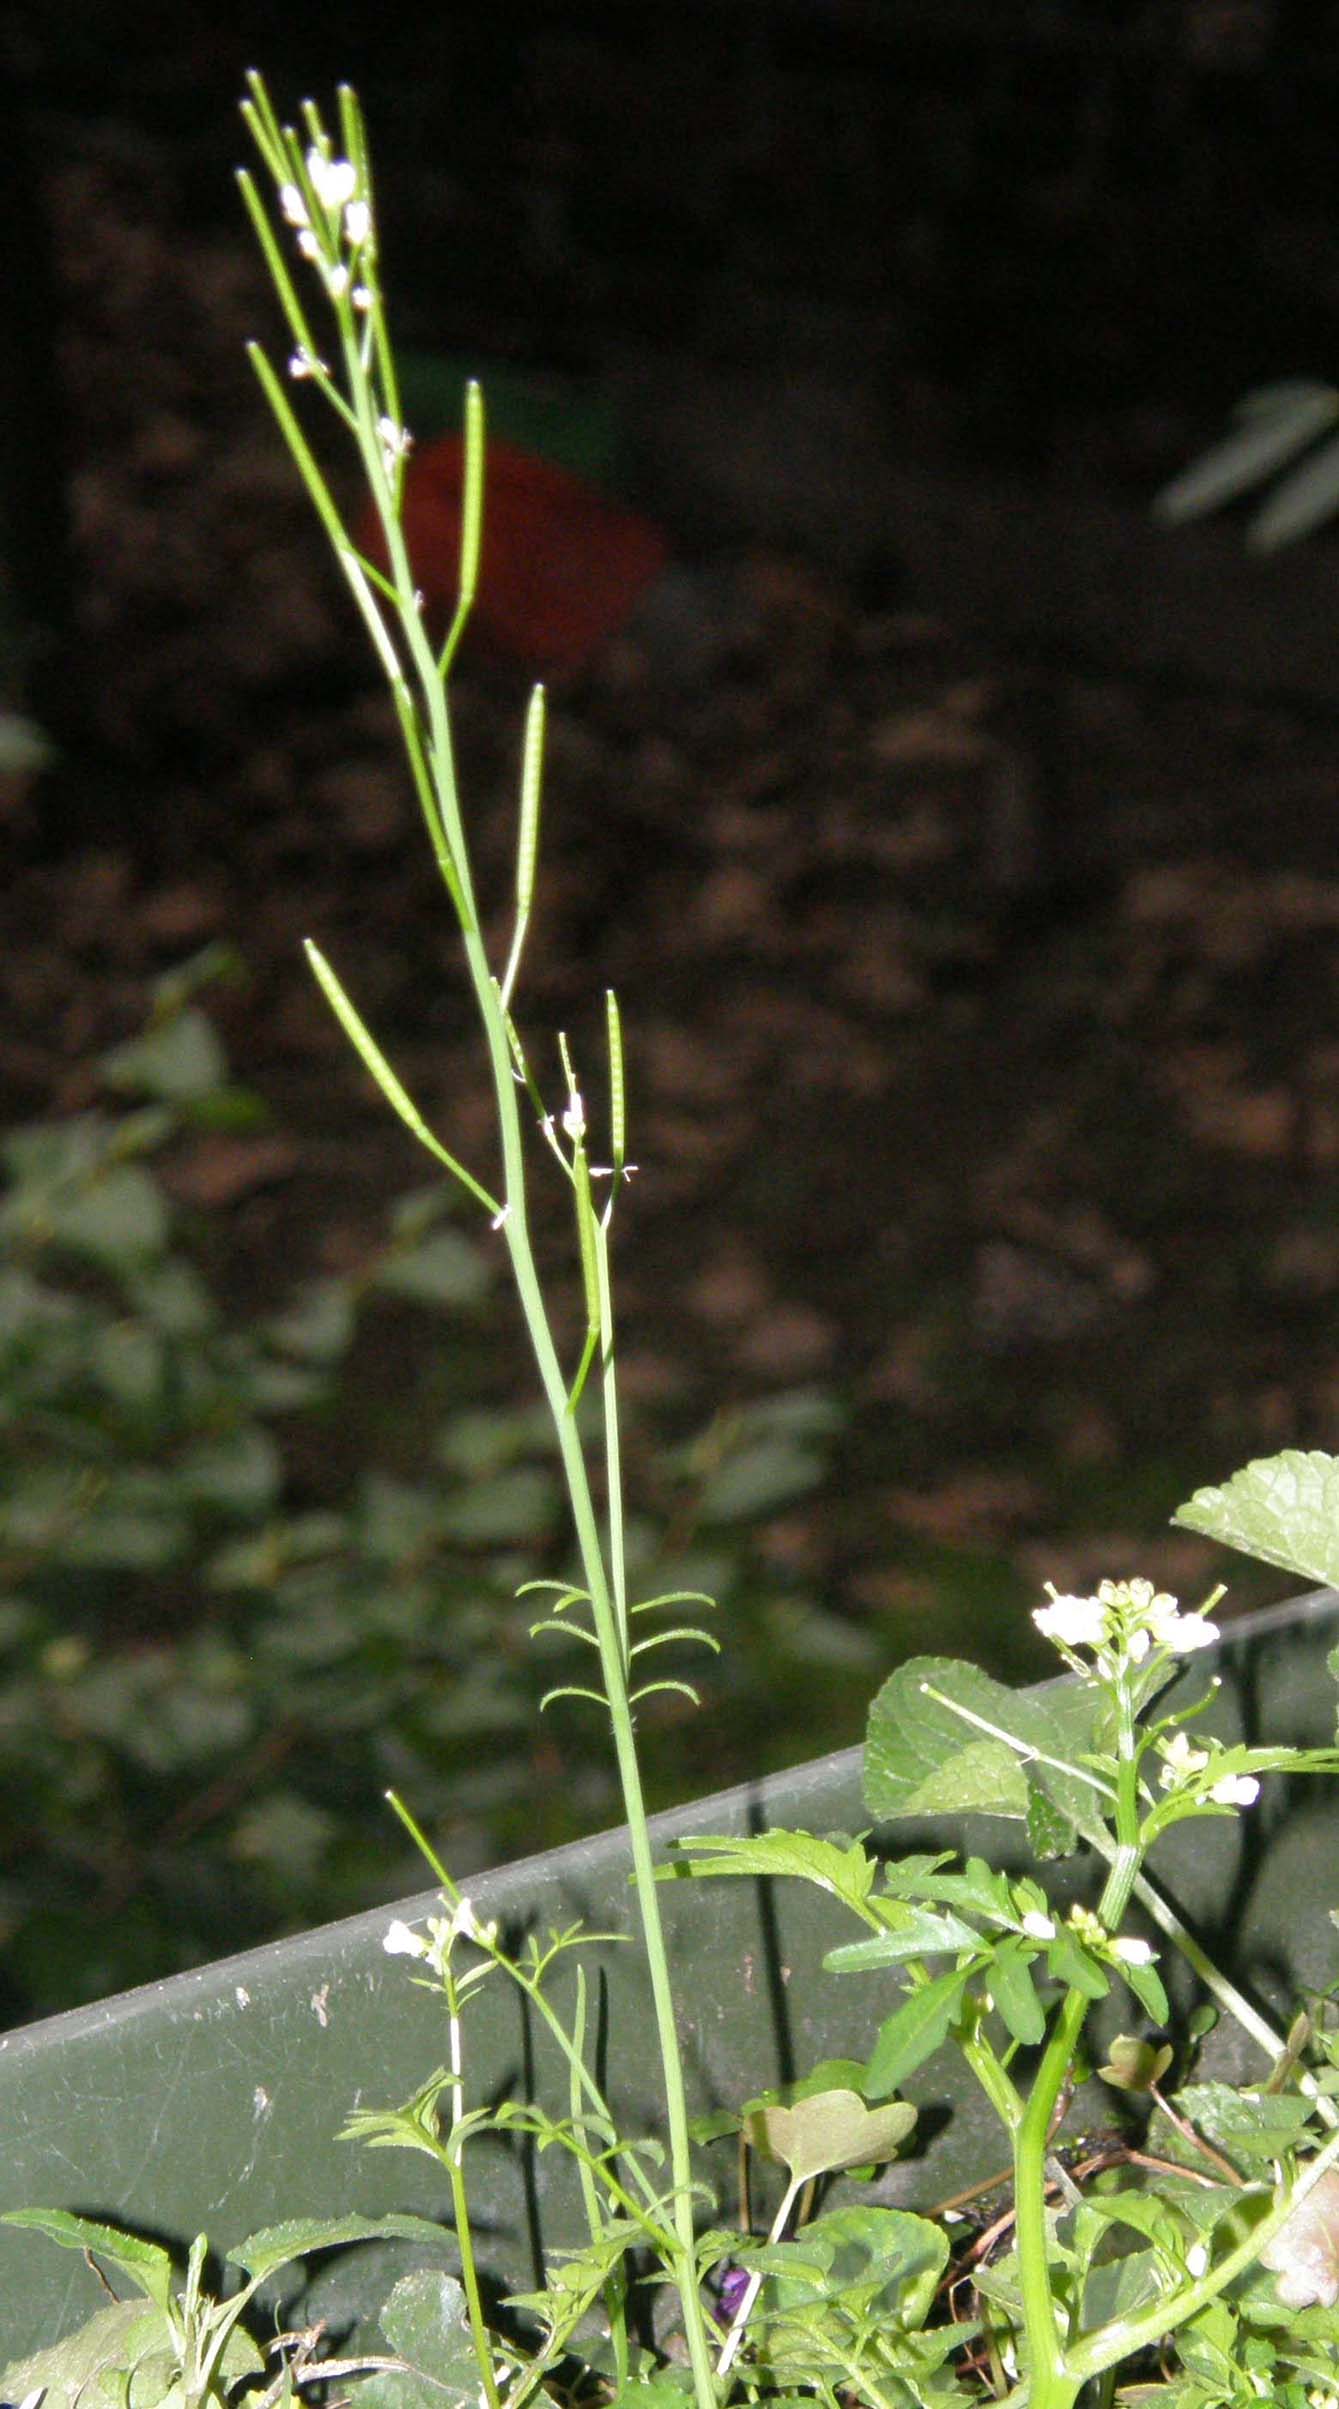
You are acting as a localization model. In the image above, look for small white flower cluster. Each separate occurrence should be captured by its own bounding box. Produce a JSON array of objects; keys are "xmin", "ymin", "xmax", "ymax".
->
[
  {"xmin": 280, "ymin": 144, "xmax": 375, "ymax": 307},
  {"xmin": 1066, "ymin": 1901, "xmax": 1156, "ymax": 1969},
  {"xmin": 383, "ymin": 1895, "xmax": 497, "ymax": 1977},
  {"xmin": 1157, "ymin": 1727, "xmax": 1260, "ymax": 1809},
  {"xmin": 1034, "ymin": 1576, "xmax": 1219, "ymax": 1672}
]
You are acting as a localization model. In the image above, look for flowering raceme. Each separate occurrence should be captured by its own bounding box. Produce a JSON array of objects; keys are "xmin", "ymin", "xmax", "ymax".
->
[{"xmin": 1035, "ymin": 1577, "xmax": 1220, "ymax": 1672}]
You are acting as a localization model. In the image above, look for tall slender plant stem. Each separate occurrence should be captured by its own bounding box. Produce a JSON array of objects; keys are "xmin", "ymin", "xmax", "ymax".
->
[
  {"xmin": 241, "ymin": 87, "xmax": 718, "ymax": 2409},
  {"xmin": 1010, "ymin": 1673, "xmax": 1144, "ymax": 2409}
]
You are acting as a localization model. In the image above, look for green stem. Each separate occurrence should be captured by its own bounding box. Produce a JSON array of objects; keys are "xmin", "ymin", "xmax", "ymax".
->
[
  {"xmin": 717, "ymin": 2170, "xmax": 803, "ymax": 2378},
  {"xmin": 1011, "ymin": 1671, "xmax": 1145, "ymax": 2409}
]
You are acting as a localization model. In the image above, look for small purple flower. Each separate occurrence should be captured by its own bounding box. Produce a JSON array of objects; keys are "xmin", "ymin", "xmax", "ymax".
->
[{"xmin": 717, "ymin": 2262, "xmax": 751, "ymax": 2320}]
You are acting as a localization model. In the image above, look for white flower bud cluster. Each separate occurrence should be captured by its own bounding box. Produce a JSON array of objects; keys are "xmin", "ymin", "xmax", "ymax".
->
[
  {"xmin": 1066, "ymin": 1900, "xmax": 1156, "ymax": 1970},
  {"xmin": 383, "ymin": 1896, "xmax": 498, "ymax": 1977},
  {"xmin": 279, "ymin": 146, "xmax": 388, "ymax": 361},
  {"xmin": 1156, "ymin": 1727, "xmax": 1260, "ymax": 1808},
  {"xmin": 1034, "ymin": 1576, "xmax": 1219, "ymax": 1674}
]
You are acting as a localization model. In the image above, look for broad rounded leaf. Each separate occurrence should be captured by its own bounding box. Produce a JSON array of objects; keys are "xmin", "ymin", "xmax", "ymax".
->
[
  {"xmin": 357, "ymin": 2267, "xmax": 481, "ymax": 2409},
  {"xmin": 748, "ymin": 2088, "xmax": 916, "ymax": 2183},
  {"xmin": 0, "ymin": 2299, "xmax": 259, "ymax": 2409},
  {"xmin": 1173, "ymin": 1451, "xmax": 1339, "ymax": 1589},
  {"xmin": 864, "ymin": 1656, "xmax": 1102, "ymax": 1839}
]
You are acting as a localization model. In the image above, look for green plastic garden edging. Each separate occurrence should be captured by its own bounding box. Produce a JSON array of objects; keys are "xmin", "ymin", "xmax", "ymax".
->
[{"xmin": 2, "ymin": 1587, "xmax": 1337, "ymax": 2363}]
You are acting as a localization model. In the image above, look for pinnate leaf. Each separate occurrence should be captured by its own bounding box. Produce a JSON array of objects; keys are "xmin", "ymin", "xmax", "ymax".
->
[
  {"xmin": 668, "ymin": 1829, "xmax": 878, "ymax": 1917},
  {"xmin": 824, "ymin": 1901, "xmax": 982, "ymax": 1969}
]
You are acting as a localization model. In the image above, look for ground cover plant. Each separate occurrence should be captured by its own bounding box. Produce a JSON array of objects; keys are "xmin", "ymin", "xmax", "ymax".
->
[
  {"xmin": 9, "ymin": 75, "xmax": 1339, "ymax": 2409},
  {"xmin": 0, "ymin": 965, "xmax": 841, "ymax": 2021}
]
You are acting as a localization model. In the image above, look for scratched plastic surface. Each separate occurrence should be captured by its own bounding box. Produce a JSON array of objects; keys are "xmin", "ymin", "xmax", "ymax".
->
[{"xmin": 3, "ymin": 1590, "xmax": 1338, "ymax": 2363}]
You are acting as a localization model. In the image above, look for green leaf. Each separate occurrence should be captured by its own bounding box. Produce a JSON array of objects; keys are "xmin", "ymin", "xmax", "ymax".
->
[
  {"xmin": 667, "ymin": 1828, "xmax": 878, "ymax": 1919},
  {"xmin": 755, "ymin": 2203, "xmax": 949, "ymax": 2335},
  {"xmin": 747, "ymin": 2089, "xmax": 917, "ymax": 2182},
  {"xmin": 1026, "ymin": 1783, "xmax": 1079, "ymax": 1861},
  {"xmin": 1173, "ymin": 1451, "xmax": 1339, "ymax": 1588},
  {"xmin": 824, "ymin": 1900, "xmax": 982, "ymax": 1968},
  {"xmin": 696, "ymin": 1436, "xmax": 827, "ymax": 1524},
  {"xmin": 1153, "ymin": 383, "xmax": 1339, "ymax": 528},
  {"xmin": 862, "ymin": 1963, "xmax": 979, "ymax": 2096},
  {"xmin": 604, "ymin": 2383, "xmax": 699, "ymax": 2409},
  {"xmin": 864, "ymin": 1656, "xmax": 1104, "ymax": 1839},
  {"xmin": 1099, "ymin": 2034, "xmax": 1175, "ymax": 2093},
  {"xmin": 1164, "ymin": 2085, "xmax": 1316, "ymax": 2169},
  {"xmin": 268, "ymin": 1279, "xmax": 356, "ymax": 1362},
  {"xmin": 39, "ymin": 1166, "xmax": 169, "ymax": 1265},
  {"xmin": 229, "ymin": 2210, "xmax": 451, "ymax": 2281},
  {"xmin": 378, "ymin": 1229, "xmax": 491, "ymax": 1309},
  {"xmin": 177, "ymin": 1426, "xmax": 282, "ymax": 1516},
  {"xmin": 989, "ymin": 1934, "xmax": 1047, "ymax": 2047},
  {"xmin": 355, "ymin": 2268, "xmax": 482, "ymax": 2409},
  {"xmin": 104, "ymin": 1009, "xmax": 228, "ymax": 1104},
  {"xmin": 439, "ymin": 1465, "xmax": 558, "ymax": 1545},
  {"xmin": 1118, "ymin": 1951, "xmax": 1170, "ymax": 2027},
  {"xmin": 1251, "ymin": 431, "xmax": 1339, "ymax": 551},
  {"xmin": 0, "ymin": 2208, "xmax": 176, "ymax": 2312},
  {"xmin": 1046, "ymin": 1928, "xmax": 1110, "ymax": 2000},
  {"xmin": 0, "ymin": 2297, "xmax": 261, "ymax": 2409},
  {"xmin": 878, "ymin": 1851, "xmax": 1014, "ymax": 1921}
]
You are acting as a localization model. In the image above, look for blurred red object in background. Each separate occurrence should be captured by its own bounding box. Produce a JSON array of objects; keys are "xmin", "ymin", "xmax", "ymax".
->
[{"xmin": 357, "ymin": 435, "xmax": 670, "ymax": 676}]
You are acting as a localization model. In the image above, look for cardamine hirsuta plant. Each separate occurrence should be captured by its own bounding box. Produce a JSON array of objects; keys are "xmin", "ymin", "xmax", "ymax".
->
[{"xmin": 11, "ymin": 76, "xmax": 1339, "ymax": 2409}]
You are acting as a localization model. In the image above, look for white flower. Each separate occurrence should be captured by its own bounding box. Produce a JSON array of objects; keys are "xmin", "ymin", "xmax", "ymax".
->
[
  {"xmin": 325, "ymin": 262, "xmax": 351, "ymax": 301},
  {"xmin": 1020, "ymin": 1910, "xmax": 1056, "ymax": 1940},
  {"xmin": 1034, "ymin": 1590, "xmax": 1109, "ymax": 1650},
  {"xmin": 450, "ymin": 1896, "xmax": 484, "ymax": 1943},
  {"xmin": 1154, "ymin": 1609, "xmax": 1219, "ymax": 1655},
  {"xmin": 1210, "ymin": 1773, "xmax": 1259, "ymax": 1807},
  {"xmin": 288, "ymin": 347, "xmax": 327, "ymax": 381},
  {"xmin": 1110, "ymin": 1935, "xmax": 1156, "ymax": 1967},
  {"xmin": 1159, "ymin": 1730, "xmax": 1210, "ymax": 1788},
  {"xmin": 345, "ymin": 198, "xmax": 372, "ymax": 249},
  {"xmin": 377, "ymin": 414, "xmax": 412, "ymax": 477},
  {"xmin": 278, "ymin": 182, "xmax": 308, "ymax": 227},
  {"xmin": 1185, "ymin": 2241, "xmax": 1209, "ymax": 2278},
  {"xmin": 352, "ymin": 284, "xmax": 374, "ymax": 312},
  {"xmin": 562, "ymin": 1088, "xmax": 587, "ymax": 1145},
  {"xmin": 307, "ymin": 148, "xmax": 358, "ymax": 213},
  {"xmin": 383, "ymin": 1917, "xmax": 427, "ymax": 1959},
  {"xmin": 296, "ymin": 228, "xmax": 321, "ymax": 262}
]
